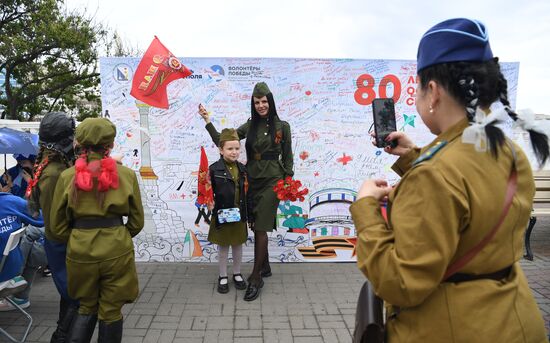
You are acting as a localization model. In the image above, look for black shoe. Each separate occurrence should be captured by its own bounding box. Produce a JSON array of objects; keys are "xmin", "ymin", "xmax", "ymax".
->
[
  {"xmin": 98, "ymin": 319, "xmax": 123, "ymax": 343},
  {"xmin": 261, "ymin": 267, "xmax": 272, "ymax": 278},
  {"xmin": 243, "ymin": 279, "xmax": 264, "ymax": 301},
  {"xmin": 217, "ymin": 276, "xmax": 229, "ymax": 294},
  {"xmin": 66, "ymin": 313, "xmax": 97, "ymax": 343},
  {"xmin": 233, "ymin": 274, "xmax": 247, "ymax": 290}
]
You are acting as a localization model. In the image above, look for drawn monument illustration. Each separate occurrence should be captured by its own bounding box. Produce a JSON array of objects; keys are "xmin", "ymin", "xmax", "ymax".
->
[{"xmin": 134, "ymin": 101, "xmax": 202, "ymax": 260}]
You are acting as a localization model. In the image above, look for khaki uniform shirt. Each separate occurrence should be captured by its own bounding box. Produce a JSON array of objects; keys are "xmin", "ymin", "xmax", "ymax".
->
[
  {"xmin": 350, "ymin": 118, "xmax": 547, "ymax": 342},
  {"xmin": 206, "ymin": 119, "xmax": 293, "ymax": 178},
  {"xmin": 49, "ymin": 155, "xmax": 144, "ymax": 263}
]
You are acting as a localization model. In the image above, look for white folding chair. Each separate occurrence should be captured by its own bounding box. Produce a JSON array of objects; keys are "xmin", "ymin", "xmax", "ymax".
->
[{"xmin": 0, "ymin": 227, "xmax": 33, "ymax": 343}]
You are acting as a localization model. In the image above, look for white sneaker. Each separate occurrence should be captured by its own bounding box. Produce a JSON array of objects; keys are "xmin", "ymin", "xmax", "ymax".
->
[
  {"xmin": 0, "ymin": 297, "xmax": 30, "ymax": 311},
  {"xmin": 0, "ymin": 276, "xmax": 27, "ymax": 292}
]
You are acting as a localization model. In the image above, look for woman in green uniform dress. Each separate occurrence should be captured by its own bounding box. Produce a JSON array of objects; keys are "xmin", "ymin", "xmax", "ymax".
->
[
  {"xmin": 49, "ymin": 118, "xmax": 145, "ymax": 343},
  {"xmin": 208, "ymin": 128, "xmax": 250, "ymax": 294},
  {"xmin": 199, "ymin": 82, "xmax": 293, "ymax": 301},
  {"xmin": 351, "ymin": 18, "xmax": 548, "ymax": 342}
]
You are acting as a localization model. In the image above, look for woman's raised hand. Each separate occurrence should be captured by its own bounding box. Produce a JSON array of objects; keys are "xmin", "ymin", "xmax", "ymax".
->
[{"xmin": 198, "ymin": 103, "xmax": 211, "ymax": 123}]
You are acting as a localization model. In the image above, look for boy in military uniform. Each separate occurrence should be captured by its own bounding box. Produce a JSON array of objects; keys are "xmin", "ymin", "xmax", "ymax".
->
[{"xmin": 49, "ymin": 118, "xmax": 144, "ymax": 343}]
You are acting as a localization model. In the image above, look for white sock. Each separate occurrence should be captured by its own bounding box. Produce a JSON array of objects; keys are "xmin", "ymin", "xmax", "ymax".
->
[
  {"xmin": 232, "ymin": 244, "xmax": 243, "ymax": 279},
  {"xmin": 218, "ymin": 245, "xmax": 229, "ymax": 278}
]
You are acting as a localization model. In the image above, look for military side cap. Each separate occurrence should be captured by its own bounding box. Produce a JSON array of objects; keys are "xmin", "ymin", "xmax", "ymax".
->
[
  {"xmin": 76, "ymin": 118, "xmax": 117, "ymax": 146},
  {"xmin": 417, "ymin": 18, "xmax": 493, "ymax": 72},
  {"xmin": 413, "ymin": 140, "xmax": 448, "ymax": 166},
  {"xmin": 252, "ymin": 82, "xmax": 271, "ymax": 97},
  {"xmin": 219, "ymin": 128, "xmax": 239, "ymax": 143}
]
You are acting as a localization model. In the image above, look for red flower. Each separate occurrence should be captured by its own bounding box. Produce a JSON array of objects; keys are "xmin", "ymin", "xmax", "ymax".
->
[{"xmin": 272, "ymin": 177, "xmax": 309, "ymax": 202}]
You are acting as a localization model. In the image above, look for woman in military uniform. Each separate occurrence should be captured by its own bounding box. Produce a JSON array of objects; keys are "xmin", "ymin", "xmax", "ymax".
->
[
  {"xmin": 199, "ymin": 82, "xmax": 294, "ymax": 301},
  {"xmin": 351, "ymin": 19, "xmax": 548, "ymax": 342},
  {"xmin": 49, "ymin": 118, "xmax": 145, "ymax": 342},
  {"xmin": 27, "ymin": 112, "xmax": 78, "ymax": 343}
]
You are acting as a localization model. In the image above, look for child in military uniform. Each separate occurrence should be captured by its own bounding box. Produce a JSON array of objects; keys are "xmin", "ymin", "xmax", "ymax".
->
[
  {"xmin": 351, "ymin": 18, "xmax": 548, "ymax": 342},
  {"xmin": 208, "ymin": 128, "xmax": 251, "ymax": 293},
  {"xmin": 49, "ymin": 118, "xmax": 145, "ymax": 343},
  {"xmin": 26, "ymin": 112, "xmax": 78, "ymax": 342}
]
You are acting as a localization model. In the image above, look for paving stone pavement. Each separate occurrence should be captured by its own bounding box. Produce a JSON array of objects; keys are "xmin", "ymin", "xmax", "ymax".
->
[{"xmin": 1, "ymin": 217, "xmax": 549, "ymax": 342}]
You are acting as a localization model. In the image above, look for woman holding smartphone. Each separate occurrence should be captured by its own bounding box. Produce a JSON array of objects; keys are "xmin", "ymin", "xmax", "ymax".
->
[{"xmin": 351, "ymin": 18, "xmax": 548, "ymax": 342}]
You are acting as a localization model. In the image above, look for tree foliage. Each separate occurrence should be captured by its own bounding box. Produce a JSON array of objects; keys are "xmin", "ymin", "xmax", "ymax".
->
[{"xmin": 0, "ymin": 0, "xmax": 108, "ymax": 121}]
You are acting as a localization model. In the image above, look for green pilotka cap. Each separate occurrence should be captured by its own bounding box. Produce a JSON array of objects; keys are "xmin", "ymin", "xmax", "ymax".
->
[
  {"xmin": 219, "ymin": 128, "xmax": 239, "ymax": 144},
  {"xmin": 252, "ymin": 82, "xmax": 271, "ymax": 97},
  {"xmin": 75, "ymin": 118, "xmax": 117, "ymax": 146}
]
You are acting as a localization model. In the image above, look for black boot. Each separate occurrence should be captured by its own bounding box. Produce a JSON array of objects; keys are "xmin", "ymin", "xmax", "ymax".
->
[
  {"xmin": 50, "ymin": 300, "xmax": 78, "ymax": 343},
  {"xmin": 66, "ymin": 313, "xmax": 97, "ymax": 343},
  {"xmin": 98, "ymin": 319, "xmax": 123, "ymax": 343}
]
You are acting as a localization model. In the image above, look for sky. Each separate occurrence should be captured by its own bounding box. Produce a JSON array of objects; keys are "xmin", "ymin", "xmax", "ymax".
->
[{"xmin": 66, "ymin": 0, "xmax": 550, "ymax": 114}]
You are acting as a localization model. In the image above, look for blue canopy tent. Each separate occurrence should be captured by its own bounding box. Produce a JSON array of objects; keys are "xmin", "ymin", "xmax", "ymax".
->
[{"xmin": 0, "ymin": 127, "xmax": 39, "ymax": 173}]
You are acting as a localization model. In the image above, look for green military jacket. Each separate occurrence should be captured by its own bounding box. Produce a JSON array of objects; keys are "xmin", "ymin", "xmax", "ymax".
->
[
  {"xmin": 39, "ymin": 152, "xmax": 69, "ymax": 242},
  {"xmin": 350, "ymin": 118, "xmax": 547, "ymax": 342},
  {"xmin": 206, "ymin": 118, "xmax": 293, "ymax": 179},
  {"xmin": 49, "ymin": 155, "xmax": 145, "ymax": 263}
]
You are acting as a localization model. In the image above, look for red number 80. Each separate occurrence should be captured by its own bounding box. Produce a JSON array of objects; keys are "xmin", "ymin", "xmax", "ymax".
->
[{"xmin": 354, "ymin": 74, "xmax": 401, "ymax": 105}]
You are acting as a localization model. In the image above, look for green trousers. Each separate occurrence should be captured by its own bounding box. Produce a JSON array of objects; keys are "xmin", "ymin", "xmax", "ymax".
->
[{"xmin": 67, "ymin": 251, "xmax": 139, "ymax": 322}]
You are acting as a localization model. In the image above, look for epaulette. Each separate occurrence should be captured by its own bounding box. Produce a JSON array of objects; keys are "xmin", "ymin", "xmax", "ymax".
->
[{"xmin": 413, "ymin": 140, "xmax": 448, "ymax": 166}]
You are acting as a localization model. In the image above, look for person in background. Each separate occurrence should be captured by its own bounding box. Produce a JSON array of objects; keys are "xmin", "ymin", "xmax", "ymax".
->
[
  {"xmin": 351, "ymin": 18, "xmax": 548, "ymax": 342},
  {"xmin": 49, "ymin": 118, "xmax": 144, "ymax": 343},
  {"xmin": 2, "ymin": 154, "xmax": 36, "ymax": 198},
  {"xmin": 0, "ymin": 155, "xmax": 49, "ymax": 312},
  {"xmin": 26, "ymin": 112, "xmax": 78, "ymax": 342},
  {"xmin": 0, "ymin": 191, "xmax": 43, "ymax": 289}
]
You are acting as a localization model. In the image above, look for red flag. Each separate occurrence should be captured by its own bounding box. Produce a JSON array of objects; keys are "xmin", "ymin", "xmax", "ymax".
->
[
  {"xmin": 197, "ymin": 146, "xmax": 213, "ymax": 205},
  {"xmin": 130, "ymin": 36, "xmax": 192, "ymax": 109}
]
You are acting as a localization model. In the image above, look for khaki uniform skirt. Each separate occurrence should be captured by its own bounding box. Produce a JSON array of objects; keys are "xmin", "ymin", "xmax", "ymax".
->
[{"xmin": 249, "ymin": 177, "xmax": 280, "ymax": 232}]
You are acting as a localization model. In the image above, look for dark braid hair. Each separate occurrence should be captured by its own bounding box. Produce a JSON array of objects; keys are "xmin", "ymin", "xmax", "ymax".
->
[
  {"xmin": 419, "ymin": 58, "xmax": 549, "ymax": 165},
  {"xmin": 27, "ymin": 145, "xmax": 72, "ymax": 216}
]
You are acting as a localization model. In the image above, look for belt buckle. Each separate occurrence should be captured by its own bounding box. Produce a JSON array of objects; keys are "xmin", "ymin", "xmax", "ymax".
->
[{"xmin": 254, "ymin": 153, "xmax": 261, "ymax": 160}]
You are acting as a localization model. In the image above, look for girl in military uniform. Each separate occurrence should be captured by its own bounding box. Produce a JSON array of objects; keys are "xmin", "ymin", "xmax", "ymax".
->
[
  {"xmin": 208, "ymin": 128, "xmax": 251, "ymax": 294},
  {"xmin": 199, "ymin": 82, "xmax": 294, "ymax": 301},
  {"xmin": 49, "ymin": 118, "xmax": 145, "ymax": 343},
  {"xmin": 351, "ymin": 18, "xmax": 548, "ymax": 342},
  {"xmin": 27, "ymin": 112, "xmax": 78, "ymax": 343}
]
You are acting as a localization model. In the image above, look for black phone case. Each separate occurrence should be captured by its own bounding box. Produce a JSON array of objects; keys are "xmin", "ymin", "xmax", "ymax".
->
[{"xmin": 372, "ymin": 98, "xmax": 397, "ymax": 148}]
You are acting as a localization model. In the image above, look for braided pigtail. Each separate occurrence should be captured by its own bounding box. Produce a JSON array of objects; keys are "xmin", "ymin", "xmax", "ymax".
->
[
  {"xmin": 26, "ymin": 146, "xmax": 48, "ymax": 217},
  {"xmin": 495, "ymin": 62, "xmax": 549, "ymax": 166},
  {"xmin": 420, "ymin": 61, "xmax": 507, "ymax": 157}
]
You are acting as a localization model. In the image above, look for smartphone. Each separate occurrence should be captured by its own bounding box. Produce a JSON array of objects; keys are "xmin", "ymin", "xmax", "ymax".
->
[{"xmin": 372, "ymin": 98, "xmax": 397, "ymax": 148}]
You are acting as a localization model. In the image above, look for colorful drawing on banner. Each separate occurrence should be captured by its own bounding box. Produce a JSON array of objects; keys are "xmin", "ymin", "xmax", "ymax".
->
[
  {"xmin": 99, "ymin": 57, "xmax": 520, "ymax": 263},
  {"xmin": 402, "ymin": 114, "xmax": 416, "ymax": 129}
]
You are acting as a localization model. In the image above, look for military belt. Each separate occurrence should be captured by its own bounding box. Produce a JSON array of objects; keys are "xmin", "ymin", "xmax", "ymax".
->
[
  {"xmin": 71, "ymin": 216, "xmax": 124, "ymax": 229},
  {"xmin": 252, "ymin": 152, "xmax": 279, "ymax": 161},
  {"xmin": 444, "ymin": 266, "xmax": 511, "ymax": 283}
]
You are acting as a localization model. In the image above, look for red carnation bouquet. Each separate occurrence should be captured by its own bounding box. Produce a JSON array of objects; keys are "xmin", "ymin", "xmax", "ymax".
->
[{"xmin": 273, "ymin": 176, "xmax": 309, "ymax": 202}]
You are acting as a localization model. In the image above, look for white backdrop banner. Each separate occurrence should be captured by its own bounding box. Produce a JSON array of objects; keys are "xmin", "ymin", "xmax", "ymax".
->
[{"xmin": 99, "ymin": 57, "xmax": 519, "ymax": 262}]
